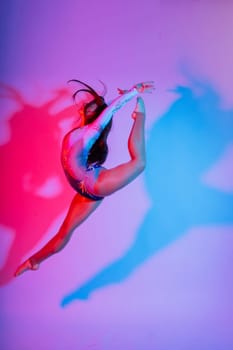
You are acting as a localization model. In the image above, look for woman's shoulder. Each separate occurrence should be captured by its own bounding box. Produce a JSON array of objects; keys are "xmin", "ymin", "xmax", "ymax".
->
[{"xmin": 63, "ymin": 126, "xmax": 87, "ymax": 142}]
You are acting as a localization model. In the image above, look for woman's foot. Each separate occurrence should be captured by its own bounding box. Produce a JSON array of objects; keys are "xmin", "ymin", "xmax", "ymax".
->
[{"xmin": 14, "ymin": 259, "xmax": 39, "ymax": 277}]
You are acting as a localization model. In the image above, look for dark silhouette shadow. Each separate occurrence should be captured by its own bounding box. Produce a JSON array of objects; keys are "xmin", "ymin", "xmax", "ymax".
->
[
  {"xmin": 0, "ymin": 84, "xmax": 77, "ymax": 285},
  {"xmin": 61, "ymin": 78, "xmax": 233, "ymax": 307}
]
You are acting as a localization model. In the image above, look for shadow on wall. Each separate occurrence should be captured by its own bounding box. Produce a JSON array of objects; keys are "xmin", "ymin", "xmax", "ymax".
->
[
  {"xmin": 0, "ymin": 84, "xmax": 76, "ymax": 285},
  {"xmin": 61, "ymin": 78, "xmax": 233, "ymax": 307}
]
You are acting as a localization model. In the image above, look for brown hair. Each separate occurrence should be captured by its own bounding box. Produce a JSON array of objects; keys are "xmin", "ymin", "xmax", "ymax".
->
[{"xmin": 68, "ymin": 79, "xmax": 112, "ymax": 165}]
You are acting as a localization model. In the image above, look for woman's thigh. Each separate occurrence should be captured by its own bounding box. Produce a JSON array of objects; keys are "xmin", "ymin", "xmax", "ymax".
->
[{"xmin": 62, "ymin": 193, "xmax": 102, "ymax": 235}]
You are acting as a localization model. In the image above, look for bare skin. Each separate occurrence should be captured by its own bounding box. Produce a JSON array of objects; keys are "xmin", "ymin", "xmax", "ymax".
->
[{"xmin": 14, "ymin": 82, "xmax": 153, "ymax": 276}]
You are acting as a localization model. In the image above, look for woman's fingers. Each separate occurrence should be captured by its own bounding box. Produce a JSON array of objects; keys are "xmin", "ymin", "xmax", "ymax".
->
[
  {"xmin": 134, "ymin": 81, "xmax": 155, "ymax": 93},
  {"xmin": 142, "ymin": 81, "xmax": 155, "ymax": 86}
]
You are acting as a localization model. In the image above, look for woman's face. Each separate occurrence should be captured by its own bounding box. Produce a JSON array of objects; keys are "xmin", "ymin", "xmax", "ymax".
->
[
  {"xmin": 85, "ymin": 101, "xmax": 98, "ymax": 117},
  {"xmin": 80, "ymin": 101, "xmax": 97, "ymax": 125},
  {"xmin": 80, "ymin": 98, "xmax": 106, "ymax": 126}
]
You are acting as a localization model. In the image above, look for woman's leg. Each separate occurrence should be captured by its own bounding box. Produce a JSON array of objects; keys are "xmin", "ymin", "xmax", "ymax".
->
[
  {"xmin": 14, "ymin": 194, "xmax": 102, "ymax": 276},
  {"xmin": 92, "ymin": 98, "xmax": 146, "ymax": 197}
]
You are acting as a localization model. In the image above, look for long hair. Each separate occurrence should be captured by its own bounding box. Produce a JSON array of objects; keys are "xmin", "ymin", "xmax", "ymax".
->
[{"xmin": 68, "ymin": 79, "xmax": 112, "ymax": 166}]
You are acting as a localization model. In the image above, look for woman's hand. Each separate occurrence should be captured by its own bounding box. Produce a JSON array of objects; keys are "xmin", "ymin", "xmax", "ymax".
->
[
  {"xmin": 117, "ymin": 81, "xmax": 155, "ymax": 95},
  {"xmin": 133, "ymin": 81, "xmax": 155, "ymax": 93}
]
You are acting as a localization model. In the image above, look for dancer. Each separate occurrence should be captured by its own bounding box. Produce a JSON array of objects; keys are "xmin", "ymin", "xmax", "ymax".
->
[{"xmin": 14, "ymin": 79, "xmax": 154, "ymax": 276}]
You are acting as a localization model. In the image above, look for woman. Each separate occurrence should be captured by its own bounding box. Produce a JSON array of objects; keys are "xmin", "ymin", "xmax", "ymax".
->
[{"xmin": 14, "ymin": 79, "xmax": 154, "ymax": 276}]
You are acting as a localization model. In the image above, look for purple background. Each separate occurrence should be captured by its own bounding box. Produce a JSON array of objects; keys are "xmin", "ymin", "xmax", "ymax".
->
[{"xmin": 1, "ymin": 1, "xmax": 233, "ymax": 349}]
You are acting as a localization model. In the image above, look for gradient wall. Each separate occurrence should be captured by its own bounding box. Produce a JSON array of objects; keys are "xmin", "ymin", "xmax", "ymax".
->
[{"xmin": 1, "ymin": 1, "xmax": 233, "ymax": 349}]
